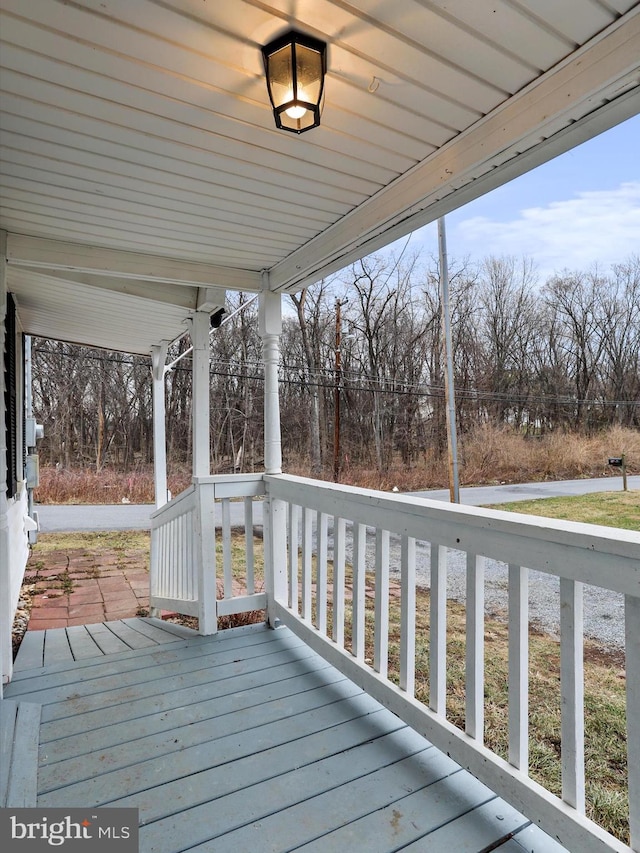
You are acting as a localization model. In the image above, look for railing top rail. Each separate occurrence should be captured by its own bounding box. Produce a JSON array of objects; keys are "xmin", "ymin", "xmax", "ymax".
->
[
  {"xmin": 265, "ymin": 473, "xmax": 640, "ymax": 596},
  {"xmin": 193, "ymin": 474, "xmax": 265, "ymax": 486},
  {"xmin": 193, "ymin": 474, "xmax": 266, "ymax": 499},
  {"xmin": 150, "ymin": 483, "xmax": 196, "ymax": 522}
]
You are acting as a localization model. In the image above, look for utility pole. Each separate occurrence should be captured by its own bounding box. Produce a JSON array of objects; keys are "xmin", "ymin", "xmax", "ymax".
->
[
  {"xmin": 333, "ymin": 298, "xmax": 342, "ymax": 482},
  {"xmin": 438, "ymin": 217, "xmax": 460, "ymax": 503}
]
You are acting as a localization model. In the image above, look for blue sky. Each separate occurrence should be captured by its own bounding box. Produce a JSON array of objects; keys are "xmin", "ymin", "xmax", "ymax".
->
[{"xmin": 393, "ymin": 113, "xmax": 640, "ymax": 283}]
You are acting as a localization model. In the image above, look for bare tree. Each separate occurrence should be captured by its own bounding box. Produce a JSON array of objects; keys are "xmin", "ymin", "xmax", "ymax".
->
[
  {"xmin": 289, "ymin": 283, "xmax": 332, "ymax": 476},
  {"xmin": 477, "ymin": 256, "xmax": 539, "ymax": 428}
]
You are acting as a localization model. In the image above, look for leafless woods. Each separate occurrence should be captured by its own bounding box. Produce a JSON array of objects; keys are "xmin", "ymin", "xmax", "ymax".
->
[{"xmin": 31, "ymin": 254, "xmax": 640, "ymax": 479}]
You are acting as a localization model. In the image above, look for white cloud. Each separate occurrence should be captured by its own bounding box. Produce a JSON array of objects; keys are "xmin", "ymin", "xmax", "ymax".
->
[{"xmin": 453, "ymin": 182, "xmax": 640, "ymax": 281}]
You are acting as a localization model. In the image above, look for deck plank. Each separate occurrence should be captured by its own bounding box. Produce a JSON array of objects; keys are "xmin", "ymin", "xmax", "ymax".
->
[
  {"xmin": 4, "ymin": 622, "xmax": 567, "ymax": 853},
  {"xmin": 337, "ymin": 795, "xmax": 528, "ymax": 853},
  {"xmin": 140, "ymin": 731, "xmax": 447, "ymax": 851},
  {"xmin": 39, "ymin": 662, "xmax": 349, "ymax": 768},
  {"xmin": 101, "ymin": 619, "xmax": 160, "ymax": 649},
  {"xmin": 0, "ymin": 700, "xmax": 18, "ymax": 805},
  {"xmin": 0, "ymin": 702, "xmax": 41, "ymax": 807},
  {"xmin": 112, "ymin": 712, "xmax": 407, "ymax": 822},
  {"xmin": 39, "ymin": 637, "xmax": 317, "ymax": 722},
  {"xmin": 139, "ymin": 617, "xmax": 199, "ymax": 639},
  {"xmin": 10, "ymin": 627, "xmax": 307, "ymax": 707},
  {"xmin": 12, "ymin": 630, "xmax": 44, "ymax": 671},
  {"xmin": 38, "ymin": 688, "xmax": 385, "ymax": 808},
  {"xmin": 38, "ymin": 681, "xmax": 371, "ymax": 801},
  {"xmin": 121, "ymin": 616, "xmax": 197, "ymax": 644},
  {"xmin": 66, "ymin": 625, "xmax": 104, "ymax": 660},
  {"xmin": 43, "ymin": 627, "xmax": 74, "ymax": 666},
  {"xmin": 40, "ymin": 655, "xmax": 336, "ymax": 758},
  {"xmin": 505, "ymin": 824, "xmax": 568, "ymax": 852},
  {"xmin": 11, "ymin": 621, "xmax": 278, "ymax": 682},
  {"xmin": 85, "ymin": 622, "xmax": 135, "ymax": 655},
  {"xmin": 187, "ymin": 761, "xmax": 492, "ymax": 852}
]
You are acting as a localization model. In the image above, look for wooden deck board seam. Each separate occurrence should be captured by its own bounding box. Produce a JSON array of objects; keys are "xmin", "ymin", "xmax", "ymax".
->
[
  {"xmin": 158, "ymin": 757, "xmax": 469, "ymax": 851},
  {"xmin": 37, "ymin": 696, "xmax": 393, "ymax": 804},
  {"xmin": 8, "ymin": 631, "xmax": 309, "ymax": 702},
  {"xmin": 37, "ymin": 666, "xmax": 352, "ymax": 760},
  {"xmin": 36, "ymin": 682, "xmax": 372, "ymax": 794},
  {"xmin": 0, "ymin": 701, "xmax": 41, "ymax": 807},
  {"xmin": 38, "ymin": 659, "xmax": 342, "ymax": 750},
  {"xmin": 132, "ymin": 723, "xmax": 414, "ymax": 827},
  {"xmin": 11, "ymin": 623, "xmax": 299, "ymax": 684},
  {"xmin": 29, "ymin": 644, "xmax": 324, "ymax": 720}
]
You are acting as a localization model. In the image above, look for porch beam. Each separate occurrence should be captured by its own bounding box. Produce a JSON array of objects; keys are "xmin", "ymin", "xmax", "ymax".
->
[
  {"xmin": 269, "ymin": 11, "xmax": 640, "ymax": 292},
  {"xmin": 10, "ymin": 268, "xmax": 203, "ymax": 311},
  {"xmin": 6, "ymin": 234, "xmax": 262, "ymax": 291}
]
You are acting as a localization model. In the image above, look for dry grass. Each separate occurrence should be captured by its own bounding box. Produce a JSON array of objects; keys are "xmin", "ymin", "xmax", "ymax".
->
[
  {"xmin": 461, "ymin": 424, "xmax": 640, "ymax": 486},
  {"xmin": 34, "ymin": 426, "xmax": 639, "ymax": 504},
  {"xmin": 291, "ymin": 425, "xmax": 640, "ymax": 492},
  {"xmin": 35, "ymin": 466, "xmax": 192, "ymax": 505}
]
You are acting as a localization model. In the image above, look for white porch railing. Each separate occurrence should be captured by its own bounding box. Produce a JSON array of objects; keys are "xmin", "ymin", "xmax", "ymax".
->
[
  {"xmin": 148, "ymin": 471, "xmax": 639, "ymax": 852},
  {"xmin": 263, "ymin": 473, "xmax": 640, "ymax": 853},
  {"xmin": 149, "ymin": 474, "xmax": 266, "ymax": 633}
]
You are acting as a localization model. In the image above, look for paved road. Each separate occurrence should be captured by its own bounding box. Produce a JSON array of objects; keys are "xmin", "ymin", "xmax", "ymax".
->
[
  {"xmin": 411, "ymin": 474, "xmax": 639, "ymax": 504},
  {"xmin": 36, "ymin": 475, "xmax": 637, "ymax": 531},
  {"xmin": 36, "ymin": 503, "xmax": 157, "ymax": 531},
  {"xmin": 36, "ymin": 501, "xmax": 265, "ymax": 531}
]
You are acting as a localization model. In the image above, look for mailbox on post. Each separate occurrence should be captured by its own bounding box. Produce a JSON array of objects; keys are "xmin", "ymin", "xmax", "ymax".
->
[{"xmin": 608, "ymin": 454, "xmax": 627, "ymax": 490}]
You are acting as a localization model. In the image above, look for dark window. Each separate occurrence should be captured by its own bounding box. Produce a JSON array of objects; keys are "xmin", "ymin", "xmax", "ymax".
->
[{"xmin": 4, "ymin": 293, "xmax": 17, "ymax": 499}]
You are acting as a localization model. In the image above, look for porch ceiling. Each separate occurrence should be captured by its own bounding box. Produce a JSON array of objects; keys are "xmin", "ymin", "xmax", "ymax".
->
[{"xmin": 1, "ymin": 0, "xmax": 639, "ymax": 354}]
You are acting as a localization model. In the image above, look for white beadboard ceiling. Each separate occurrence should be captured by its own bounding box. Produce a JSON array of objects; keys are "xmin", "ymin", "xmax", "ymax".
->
[{"xmin": 1, "ymin": 0, "xmax": 639, "ymax": 354}]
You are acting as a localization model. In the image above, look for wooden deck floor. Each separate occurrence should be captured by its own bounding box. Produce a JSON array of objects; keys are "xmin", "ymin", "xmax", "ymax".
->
[{"xmin": 4, "ymin": 619, "xmax": 565, "ymax": 852}]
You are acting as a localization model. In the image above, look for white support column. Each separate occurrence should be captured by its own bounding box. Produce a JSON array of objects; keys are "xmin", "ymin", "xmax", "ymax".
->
[
  {"xmin": 0, "ymin": 230, "xmax": 11, "ymax": 693},
  {"xmin": 259, "ymin": 289, "xmax": 282, "ymax": 475},
  {"xmin": 151, "ymin": 342, "xmax": 169, "ymax": 509},
  {"xmin": 260, "ymin": 287, "xmax": 286, "ymax": 626},
  {"xmin": 191, "ymin": 311, "xmax": 211, "ymax": 479}
]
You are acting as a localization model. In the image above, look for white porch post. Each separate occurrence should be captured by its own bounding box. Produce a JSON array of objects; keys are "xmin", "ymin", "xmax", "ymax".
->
[
  {"xmin": 151, "ymin": 343, "xmax": 169, "ymax": 509},
  {"xmin": 189, "ymin": 310, "xmax": 216, "ymax": 633},
  {"xmin": 260, "ymin": 288, "xmax": 286, "ymax": 627},
  {"xmin": 0, "ymin": 230, "xmax": 11, "ymax": 693},
  {"xmin": 260, "ymin": 289, "xmax": 282, "ymax": 475},
  {"xmin": 191, "ymin": 311, "xmax": 211, "ymax": 478}
]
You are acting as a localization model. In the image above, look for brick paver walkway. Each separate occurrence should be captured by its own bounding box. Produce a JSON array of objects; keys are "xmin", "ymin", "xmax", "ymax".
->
[{"xmin": 25, "ymin": 543, "xmax": 150, "ymax": 630}]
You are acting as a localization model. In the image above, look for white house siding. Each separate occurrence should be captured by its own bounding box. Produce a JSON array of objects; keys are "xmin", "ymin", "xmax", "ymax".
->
[{"xmin": 1, "ymin": 230, "xmax": 30, "ymax": 691}]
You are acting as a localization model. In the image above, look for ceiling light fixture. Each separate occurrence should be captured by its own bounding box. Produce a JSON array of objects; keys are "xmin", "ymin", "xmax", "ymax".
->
[{"xmin": 262, "ymin": 31, "xmax": 327, "ymax": 133}]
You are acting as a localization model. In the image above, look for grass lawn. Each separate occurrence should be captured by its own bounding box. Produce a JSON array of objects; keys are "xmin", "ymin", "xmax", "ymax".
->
[{"xmin": 487, "ymin": 489, "xmax": 640, "ymax": 531}]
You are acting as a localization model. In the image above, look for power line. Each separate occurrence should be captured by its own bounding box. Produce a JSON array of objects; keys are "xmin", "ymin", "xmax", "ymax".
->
[{"xmin": 32, "ymin": 346, "xmax": 640, "ymax": 408}]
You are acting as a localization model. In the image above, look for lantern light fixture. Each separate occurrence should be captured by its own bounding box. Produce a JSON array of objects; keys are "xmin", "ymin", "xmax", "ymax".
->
[{"xmin": 262, "ymin": 31, "xmax": 327, "ymax": 133}]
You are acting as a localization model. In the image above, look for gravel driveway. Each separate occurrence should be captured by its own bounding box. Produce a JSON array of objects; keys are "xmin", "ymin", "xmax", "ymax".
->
[{"xmin": 333, "ymin": 530, "xmax": 625, "ymax": 650}]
